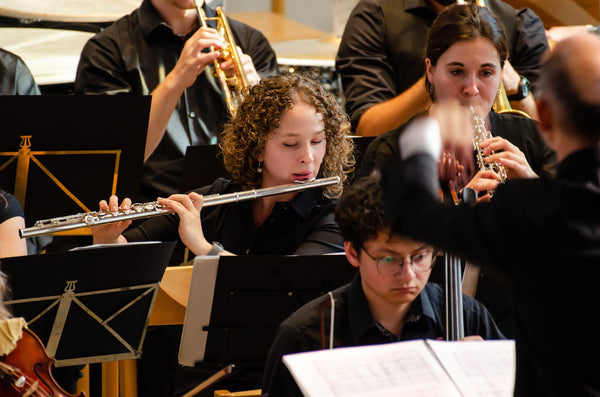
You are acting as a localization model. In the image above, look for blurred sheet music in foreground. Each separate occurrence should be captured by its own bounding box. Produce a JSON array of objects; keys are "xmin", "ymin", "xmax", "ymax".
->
[{"xmin": 283, "ymin": 339, "xmax": 515, "ymax": 397}]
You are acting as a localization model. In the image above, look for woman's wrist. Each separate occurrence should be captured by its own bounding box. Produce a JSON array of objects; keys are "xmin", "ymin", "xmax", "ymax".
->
[{"xmin": 191, "ymin": 240, "xmax": 214, "ymax": 256}]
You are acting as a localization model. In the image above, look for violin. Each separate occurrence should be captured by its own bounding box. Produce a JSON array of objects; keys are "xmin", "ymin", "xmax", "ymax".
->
[{"xmin": 0, "ymin": 328, "xmax": 84, "ymax": 397}]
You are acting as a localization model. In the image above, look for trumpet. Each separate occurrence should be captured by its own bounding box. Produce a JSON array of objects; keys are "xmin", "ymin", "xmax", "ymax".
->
[
  {"xmin": 19, "ymin": 177, "xmax": 340, "ymax": 239},
  {"xmin": 195, "ymin": 1, "xmax": 249, "ymax": 116}
]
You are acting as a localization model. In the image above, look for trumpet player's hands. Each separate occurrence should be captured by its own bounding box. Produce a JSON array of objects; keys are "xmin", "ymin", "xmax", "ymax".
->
[
  {"xmin": 464, "ymin": 170, "xmax": 502, "ymax": 203},
  {"xmin": 157, "ymin": 193, "xmax": 213, "ymax": 256},
  {"xmin": 479, "ymin": 137, "xmax": 538, "ymax": 179},
  {"xmin": 92, "ymin": 195, "xmax": 131, "ymax": 245},
  {"xmin": 501, "ymin": 60, "xmax": 521, "ymax": 96},
  {"xmin": 220, "ymin": 46, "xmax": 260, "ymax": 85},
  {"xmin": 171, "ymin": 27, "xmax": 226, "ymax": 90}
]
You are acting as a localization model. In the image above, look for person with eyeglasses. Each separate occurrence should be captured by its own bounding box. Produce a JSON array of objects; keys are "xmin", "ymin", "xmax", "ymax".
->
[{"xmin": 261, "ymin": 173, "xmax": 504, "ymax": 397}]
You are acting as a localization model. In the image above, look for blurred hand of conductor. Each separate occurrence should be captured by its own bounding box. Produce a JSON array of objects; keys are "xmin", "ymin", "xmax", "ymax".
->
[
  {"xmin": 157, "ymin": 193, "xmax": 213, "ymax": 256},
  {"xmin": 171, "ymin": 27, "xmax": 226, "ymax": 90},
  {"xmin": 430, "ymin": 101, "xmax": 474, "ymax": 180},
  {"xmin": 92, "ymin": 196, "xmax": 132, "ymax": 245}
]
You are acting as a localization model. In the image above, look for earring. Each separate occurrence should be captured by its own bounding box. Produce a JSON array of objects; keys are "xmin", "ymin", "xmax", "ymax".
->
[
  {"xmin": 257, "ymin": 161, "xmax": 263, "ymax": 173},
  {"xmin": 429, "ymin": 83, "xmax": 434, "ymax": 97}
]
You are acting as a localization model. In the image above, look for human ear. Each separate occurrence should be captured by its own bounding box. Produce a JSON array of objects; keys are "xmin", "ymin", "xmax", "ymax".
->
[
  {"xmin": 425, "ymin": 58, "xmax": 435, "ymax": 86},
  {"xmin": 344, "ymin": 241, "xmax": 360, "ymax": 269},
  {"xmin": 535, "ymin": 97, "xmax": 556, "ymax": 150},
  {"xmin": 536, "ymin": 97, "xmax": 553, "ymax": 132}
]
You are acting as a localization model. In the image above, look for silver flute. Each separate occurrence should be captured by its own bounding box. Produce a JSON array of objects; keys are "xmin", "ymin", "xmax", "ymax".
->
[{"xmin": 19, "ymin": 176, "xmax": 340, "ymax": 239}]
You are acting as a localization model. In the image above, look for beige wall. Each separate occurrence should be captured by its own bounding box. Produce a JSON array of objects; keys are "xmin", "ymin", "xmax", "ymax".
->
[{"xmin": 226, "ymin": 0, "xmax": 337, "ymax": 34}]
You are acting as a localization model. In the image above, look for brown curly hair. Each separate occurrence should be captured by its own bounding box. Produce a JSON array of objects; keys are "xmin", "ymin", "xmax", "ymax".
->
[{"xmin": 219, "ymin": 73, "xmax": 354, "ymax": 198}]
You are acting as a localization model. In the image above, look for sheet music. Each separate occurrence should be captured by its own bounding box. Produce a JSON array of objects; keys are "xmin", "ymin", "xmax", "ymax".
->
[
  {"xmin": 283, "ymin": 339, "xmax": 515, "ymax": 397},
  {"xmin": 427, "ymin": 340, "xmax": 515, "ymax": 397},
  {"xmin": 283, "ymin": 340, "xmax": 461, "ymax": 397}
]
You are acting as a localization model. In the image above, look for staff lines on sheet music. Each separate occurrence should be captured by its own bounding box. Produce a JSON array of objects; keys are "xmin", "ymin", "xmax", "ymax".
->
[
  {"xmin": 444, "ymin": 348, "xmax": 513, "ymax": 396},
  {"xmin": 312, "ymin": 348, "xmax": 454, "ymax": 396}
]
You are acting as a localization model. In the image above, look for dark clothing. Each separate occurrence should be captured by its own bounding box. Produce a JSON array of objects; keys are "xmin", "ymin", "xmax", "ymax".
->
[
  {"xmin": 382, "ymin": 145, "xmax": 600, "ymax": 396},
  {"xmin": 262, "ymin": 273, "xmax": 505, "ymax": 397},
  {"xmin": 0, "ymin": 190, "xmax": 24, "ymax": 222},
  {"xmin": 336, "ymin": 0, "xmax": 549, "ymax": 130},
  {"xmin": 127, "ymin": 177, "xmax": 343, "ymax": 396},
  {"xmin": 123, "ymin": 178, "xmax": 344, "ymax": 255},
  {"xmin": 357, "ymin": 111, "xmax": 556, "ymax": 180},
  {"xmin": 75, "ymin": 0, "xmax": 278, "ymax": 201},
  {"xmin": 0, "ymin": 48, "xmax": 41, "ymax": 95}
]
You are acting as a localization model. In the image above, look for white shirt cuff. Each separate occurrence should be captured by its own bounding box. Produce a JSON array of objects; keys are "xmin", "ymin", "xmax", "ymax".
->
[{"xmin": 398, "ymin": 117, "xmax": 442, "ymax": 160}]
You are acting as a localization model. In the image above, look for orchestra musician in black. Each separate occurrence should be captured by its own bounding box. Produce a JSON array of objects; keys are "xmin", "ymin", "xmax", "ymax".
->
[
  {"xmin": 381, "ymin": 33, "xmax": 600, "ymax": 397},
  {"xmin": 357, "ymin": 3, "xmax": 555, "ymax": 204},
  {"xmin": 262, "ymin": 173, "xmax": 504, "ymax": 397},
  {"xmin": 0, "ymin": 48, "xmax": 40, "ymax": 95},
  {"xmin": 91, "ymin": 73, "xmax": 355, "ymax": 396},
  {"xmin": 75, "ymin": 0, "xmax": 279, "ymax": 202},
  {"xmin": 337, "ymin": 0, "xmax": 548, "ymax": 136}
]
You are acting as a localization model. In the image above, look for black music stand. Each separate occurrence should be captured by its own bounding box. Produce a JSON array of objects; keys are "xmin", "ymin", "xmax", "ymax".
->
[
  {"xmin": 179, "ymin": 254, "xmax": 356, "ymax": 370},
  {"xmin": 178, "ymin": 144, "xmax": 229, "ymax": 193},
  {"xmin": 0, "ymin": 241, "xmax": 176, "ymax": 366},
  {"xmin": 0, "ymin": 95, "xmax": 150, "ymax": 226}
]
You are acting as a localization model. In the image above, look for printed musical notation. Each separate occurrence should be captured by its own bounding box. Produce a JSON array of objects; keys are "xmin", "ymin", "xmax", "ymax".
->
[{"xmin": 283, "ymin": 339, "xmax": 515, "ymax": 397}]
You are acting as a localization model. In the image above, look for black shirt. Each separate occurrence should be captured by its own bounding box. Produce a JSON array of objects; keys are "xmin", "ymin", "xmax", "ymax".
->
[
  {"xmin": 75, "ymin": 0, "xmax": 279, "ymax": 201},
  {"xmin": 383, "ymin": 145, "xmax": 600, "ymax": 396},
  {"xmin": 262, "ymin": 273, "xmax": 505, "ymax": 397},
  {"xmin": 0, "ymin": 48, "xmax": 40, "ymax": 95},
  {"xmin": 0, "ymin": 190, "xmax": 24, "ymax": 223},
  {"xmin": 336, "ymin": 0, "xmax": 549, "ymax": 131},
  {"xmin": 123, "ymin": 178, "xmax": 343, "ymax": 255},
  {"xmin": 357, "ymin": 111, "xmax": 556, "ymax": 180}
]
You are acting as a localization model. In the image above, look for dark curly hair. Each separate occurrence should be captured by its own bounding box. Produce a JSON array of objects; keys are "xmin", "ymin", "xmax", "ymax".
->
[
  {"xmin": 219, "ymin": 73, "xmax": 355, "ymax": 198},
  {"xmin": 424, "ymin": 3, "xmax": 509, "ymax": 100},
  {"xmin": 335, "ymin": 172, "xmax": 387, "ymax": 251}
]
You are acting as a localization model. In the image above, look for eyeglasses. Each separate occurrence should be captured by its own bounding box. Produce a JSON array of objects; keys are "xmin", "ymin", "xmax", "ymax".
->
[{"xmin": 361, "ymin": 247, "xmax": 436, "ymax": 277}]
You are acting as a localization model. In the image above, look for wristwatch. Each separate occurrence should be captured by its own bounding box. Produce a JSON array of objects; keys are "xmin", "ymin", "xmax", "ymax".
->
[
  {"xmin": 206, "ymin": 241, "xmax": 224, "ymax": 256},
  {"xmin": 507, "ymin": 75, "xmax": 530, "ymax": 101}
]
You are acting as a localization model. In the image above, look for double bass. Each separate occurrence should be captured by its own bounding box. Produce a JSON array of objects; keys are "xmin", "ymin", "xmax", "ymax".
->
[{"xmin": 0, "ymin": 327, "xmax": 84, "ymax": 397}]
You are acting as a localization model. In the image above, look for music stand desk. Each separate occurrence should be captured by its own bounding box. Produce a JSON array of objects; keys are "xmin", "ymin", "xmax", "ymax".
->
[
  {"xmin": 0, "ymin": 95, "xmax": 150, "ymax": 226},
  {"xmin": 179, "ymin": 254, "xmax": 356, "ymax": 370}
]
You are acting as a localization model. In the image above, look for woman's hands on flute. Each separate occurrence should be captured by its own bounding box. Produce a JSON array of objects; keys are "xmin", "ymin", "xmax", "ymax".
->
[
  {"xmin": 92, "ymin": 195, "xmax": 132, "ymax": 245},
  {"xmin": 157, "ymin": 193, "xmax": 213, "ymax": 256},
  {"xmin": 92, "ymin": 192, "xmax": 225, "ymax": 256}
]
